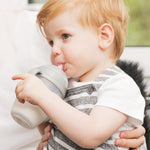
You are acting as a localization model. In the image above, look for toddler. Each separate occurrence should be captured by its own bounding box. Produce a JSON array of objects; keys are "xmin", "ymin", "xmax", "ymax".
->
[{"xmin": 12, "ymin": 0, "xmax": 146, "ymax": 149}]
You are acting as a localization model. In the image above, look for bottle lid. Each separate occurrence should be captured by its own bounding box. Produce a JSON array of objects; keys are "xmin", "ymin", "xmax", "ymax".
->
[{"xmin": 28, "ymin": 65, "xmax": 68, "ymax": 98}]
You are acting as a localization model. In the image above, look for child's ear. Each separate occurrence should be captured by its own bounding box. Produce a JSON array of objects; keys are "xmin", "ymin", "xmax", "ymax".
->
[{"xmin": 98, "ymin": 23, "xmax": 114, "ymax": 50}]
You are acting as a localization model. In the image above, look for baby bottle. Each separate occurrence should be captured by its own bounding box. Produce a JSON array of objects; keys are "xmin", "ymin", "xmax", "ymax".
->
[{"xmin": 11, "ymin": 64, "xmax": 68, "ymax": 129}]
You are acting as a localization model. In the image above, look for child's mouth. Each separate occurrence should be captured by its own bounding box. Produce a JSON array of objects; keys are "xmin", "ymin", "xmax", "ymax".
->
[{"xmin": 58, "ymin": 63, "xmax": 66, "ymax": 72}]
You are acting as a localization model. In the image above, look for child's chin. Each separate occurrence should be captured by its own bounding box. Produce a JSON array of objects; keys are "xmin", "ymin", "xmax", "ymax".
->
[
  {"xmin": 65, "ymin": 72, "xmax": 72, "ymax": 79},
  {"xmin": 65, "ymin": 73, "xmax": 70, "ymax": 78},
  {"xmin": 67, "ymin": 76, "xmax": 71, "ymax": 79}
]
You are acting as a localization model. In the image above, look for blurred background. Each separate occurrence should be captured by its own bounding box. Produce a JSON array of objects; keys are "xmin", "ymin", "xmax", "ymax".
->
[
  {"xmin": 28, "ymin": 0, "xmax": 150, "ymax": 46},
  {"xmin": 124, "ymin": 0, "xmax": 150, "ymax": 46}
]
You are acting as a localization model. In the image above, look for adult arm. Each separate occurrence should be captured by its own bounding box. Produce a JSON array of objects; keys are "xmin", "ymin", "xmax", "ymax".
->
[{"xmin": 36, "ymin": 123, "xmax": 145, "ymax": 150}]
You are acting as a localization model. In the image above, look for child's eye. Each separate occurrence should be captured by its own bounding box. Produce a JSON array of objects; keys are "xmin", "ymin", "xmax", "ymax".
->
[
  {"xmin": 62, "ymin": 34, "xmax": 70, "ymax": 40},
  {"xmin": 49, "ymin": 40, "xmax": 54, "ymax": 47}
]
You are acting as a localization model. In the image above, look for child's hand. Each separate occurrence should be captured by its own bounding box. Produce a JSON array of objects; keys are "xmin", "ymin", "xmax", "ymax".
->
[{"xmin": 12, "ymin": 73, "xmax": 49, "ymax": 105}]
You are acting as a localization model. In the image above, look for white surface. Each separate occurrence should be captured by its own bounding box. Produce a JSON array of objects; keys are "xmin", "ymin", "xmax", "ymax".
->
[
  {"xmin": 27, "ymin": 3, "xmax": 44, "ymax": 11},
  {"xmin": 0, "ymin": 0, "xmax": 27, "ymax": 10},
  {"xmin": 121, "ymin": 47, "xmax": 150, "ymax": 93},
  {"xmin": 0, "ymin": 10, "xmax": 50, "ymax": 150}
]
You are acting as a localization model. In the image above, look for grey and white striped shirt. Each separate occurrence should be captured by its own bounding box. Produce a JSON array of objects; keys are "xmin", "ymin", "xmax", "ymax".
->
[{"xmin": 46, "ymin": 66, "xmax": 145, "ymax": 150}]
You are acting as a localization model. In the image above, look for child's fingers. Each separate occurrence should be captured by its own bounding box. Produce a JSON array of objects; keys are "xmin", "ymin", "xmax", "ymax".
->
[
  {"xmin": 15, "ymin": 81, "xmax": 24, "ymax": 96},
  {"xmin": 12, "ymin": 73, "xmax": 30, "ymax": 80},
  {"xmin": 18, "ymin": 98, "xmax": 25, "ymax": 104},
  {"xmin": 15, "ymin": 81, "xmax": 26, "ymax": 103},
  {"xmin": 15, "ymin": 81, "xmax": 24, "ymax": 92},
  {"xmin": 15, "ymin": 91, "xmax": 25, "ymax": 103}
]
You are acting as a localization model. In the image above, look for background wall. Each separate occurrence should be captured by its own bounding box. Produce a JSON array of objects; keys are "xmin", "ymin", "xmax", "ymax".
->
[
  {"xmin": 0, "ymin": 0, "xmax": 27, "ymax": 10},
  {"xmin": 121, "ymin": 47, "xmax": 150, "ymax": 93}
]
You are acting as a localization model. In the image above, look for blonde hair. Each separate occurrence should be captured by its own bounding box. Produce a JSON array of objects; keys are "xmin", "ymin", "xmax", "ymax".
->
[{"xmin": 37, "ymin": 0, "xmax": 129, "ymax": 61}]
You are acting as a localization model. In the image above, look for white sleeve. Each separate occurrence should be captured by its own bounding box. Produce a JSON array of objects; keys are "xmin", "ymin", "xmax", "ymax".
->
[{"xmin": 96, "ymin": 73, "xmax": 145, "ymax": 126}]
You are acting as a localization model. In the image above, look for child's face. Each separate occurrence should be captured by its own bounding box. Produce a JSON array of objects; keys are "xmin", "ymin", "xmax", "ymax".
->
[{"xmin": 44, "ymin": 11, "xmax": 105, "ymax": 81}]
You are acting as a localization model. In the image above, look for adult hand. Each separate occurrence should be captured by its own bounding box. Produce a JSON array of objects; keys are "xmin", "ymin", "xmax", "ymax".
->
[
  {"xmin": 36, "ymin": 124, "xmax": 52, "ymax": 150},
  {"xmin": 36, "ymin": 125, "xmax": 145, "ymax": 150},
  {"xmin": 115, "ymin": 126, "xmax": 145, "ymax": 149}
]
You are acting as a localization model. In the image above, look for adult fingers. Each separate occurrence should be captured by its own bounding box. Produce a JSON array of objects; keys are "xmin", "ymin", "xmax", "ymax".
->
[
  {"xmin": 36, "ymin": 124, "xmax": 52, "ymax": 150},
  {"xmin": 44, "ymin": 124, "xmax": 53, "ymax": 134},
  {"xmin": 36, "ymin": 141, "xmax": 47, "ymax": 150},
  {"xmin": 119, "ymin": 126, "xmax": 145, "ymax": 139},
  {"xmin": 42, "ymin": 132, "xmax": 50, "ymax": 142},
  {"xmin": 36, "ymin": 132, "xmax": 50, "ymax": 150},
  {"xmin": 115, "ymin": 136, "xmax": 144, "ymax": 148}
]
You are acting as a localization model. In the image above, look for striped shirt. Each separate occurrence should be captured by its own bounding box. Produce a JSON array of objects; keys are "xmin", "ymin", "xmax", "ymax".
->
[{"xmin": 46, "ymin": 66, "xmax": 145, "ymax": 150}]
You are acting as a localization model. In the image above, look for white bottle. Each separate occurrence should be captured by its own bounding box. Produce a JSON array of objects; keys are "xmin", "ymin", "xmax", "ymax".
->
[{"xmin": 11, "ymin": 65, "xmax": 68, "ymax": 129}]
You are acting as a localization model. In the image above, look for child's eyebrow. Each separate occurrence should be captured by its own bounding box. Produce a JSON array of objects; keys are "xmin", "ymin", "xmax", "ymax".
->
[
  {"xmin": 45, "ymin": 28, "xmax": 73, "ymax": 40},
  {"xmin": 55, "ymin": 28, "xmax": 73, "ymax": 35},
  {"xmin": 55, "ymin": 29, "xmax": 68, "ymax": 35},
  {"xmin": 45, "ymin": 29, "xmax": 67, "ymax": 39}
]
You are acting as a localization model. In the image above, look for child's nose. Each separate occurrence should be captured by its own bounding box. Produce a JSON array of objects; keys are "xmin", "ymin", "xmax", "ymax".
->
[{"xmin": 52, "ymin": 46, "xmax": 61, "ymax": 56}]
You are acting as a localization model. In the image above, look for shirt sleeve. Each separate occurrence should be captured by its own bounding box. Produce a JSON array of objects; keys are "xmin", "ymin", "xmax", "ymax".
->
[{"xmin": 96, "ymin": 73, "xmax": 145, "ymax": 126}]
